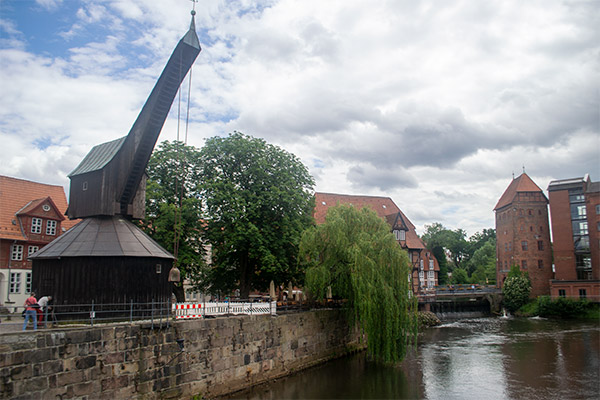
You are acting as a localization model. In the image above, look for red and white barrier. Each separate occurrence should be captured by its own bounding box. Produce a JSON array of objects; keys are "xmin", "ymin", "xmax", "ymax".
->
[{"xmin": 173, "ymin": 301, "xmax": 276, "ymax": 319}]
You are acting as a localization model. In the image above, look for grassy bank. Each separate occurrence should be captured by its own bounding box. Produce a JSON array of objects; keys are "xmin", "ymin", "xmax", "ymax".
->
[{"xmin": 515, "ymin": 296, "xmax": 600, "ymax": 320}]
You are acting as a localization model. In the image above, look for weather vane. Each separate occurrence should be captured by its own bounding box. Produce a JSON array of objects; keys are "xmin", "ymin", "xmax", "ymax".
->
[{"xmin": 190, "ymin": 0, "xmax": 198, "ymax": 13}]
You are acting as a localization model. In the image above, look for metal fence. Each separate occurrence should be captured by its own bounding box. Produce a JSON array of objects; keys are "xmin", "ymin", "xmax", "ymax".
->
[{"xmin": 1, "ymin": 299, "xmax": 282, "ymax": 330}]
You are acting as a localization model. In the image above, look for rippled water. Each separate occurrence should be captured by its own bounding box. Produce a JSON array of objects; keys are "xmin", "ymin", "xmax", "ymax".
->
[{"xmin": 229, "ymin": 317, "xmax": 600, "ymax": 400}]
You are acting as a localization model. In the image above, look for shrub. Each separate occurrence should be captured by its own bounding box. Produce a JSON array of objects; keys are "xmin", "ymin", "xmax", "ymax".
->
[
  {"xmin": 537, "ymin": 296, "xmax": 590, "ymax": 318},
  {"xmin": 502, "ymin": 275, "xmax": 531, "ymax": 313}
]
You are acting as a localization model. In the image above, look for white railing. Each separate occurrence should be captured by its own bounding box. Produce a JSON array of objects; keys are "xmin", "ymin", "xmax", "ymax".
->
[{"xmin": 173, "ymin": 301, "xmax": 277, "ymax": 319}]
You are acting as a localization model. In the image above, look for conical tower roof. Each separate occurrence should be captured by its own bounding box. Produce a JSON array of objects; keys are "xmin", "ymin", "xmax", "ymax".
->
[
  {"xmin": 494, "ymin": 173, "xmax": 546, "ymax": 210},
  {"xmin": 29, "ymin": 216, "xmax": 174, "ymax": 259}
]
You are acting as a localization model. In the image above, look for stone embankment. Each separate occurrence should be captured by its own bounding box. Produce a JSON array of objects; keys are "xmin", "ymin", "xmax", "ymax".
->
[{"xmin": 0, "ymin": 310, "xmax": 362, "ymax": 399}]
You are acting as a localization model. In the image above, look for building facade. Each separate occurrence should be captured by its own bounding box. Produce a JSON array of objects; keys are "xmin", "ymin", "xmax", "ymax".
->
[
  {"xmin": 547, "ymin": 175, "xmax": 600, "ymax": 301},
  {"xmin": 494, "ymin": 173, "xmax": 553, "ymax": 297},
  {"xmin": 313, "ymin": 193, "xmax": 439, "ymax": 293},
  {"xmin": 0, "ymin": 176, "xmax": 78, "ymax": 308}
]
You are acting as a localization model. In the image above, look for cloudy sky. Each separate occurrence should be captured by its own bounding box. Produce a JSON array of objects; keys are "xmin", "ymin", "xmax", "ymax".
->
[{"xmin": 1, "ymin": 0, "xmax": 598, "ymax": 236}]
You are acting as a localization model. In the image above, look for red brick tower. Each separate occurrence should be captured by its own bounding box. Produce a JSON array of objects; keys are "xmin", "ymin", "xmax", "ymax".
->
[{"xmin": 494, "ymin": 173, "xmax": 553, "ymax": 297}]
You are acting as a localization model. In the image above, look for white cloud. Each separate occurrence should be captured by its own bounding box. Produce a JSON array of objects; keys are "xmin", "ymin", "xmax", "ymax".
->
[{"xmin": 0, "ymin": 0, "xmax": 598, "ymax": 236}]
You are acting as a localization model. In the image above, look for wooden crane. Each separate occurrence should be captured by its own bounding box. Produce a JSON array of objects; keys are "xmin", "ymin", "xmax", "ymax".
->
[{"xmin": 67, "ymin": 13, "xmax": 201, "ymax": 220}]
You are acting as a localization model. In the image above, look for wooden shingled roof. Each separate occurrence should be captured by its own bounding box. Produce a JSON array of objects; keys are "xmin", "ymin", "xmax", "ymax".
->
[
  {"xmin": 494, "ymin": 173, "xmax": 546, "ymax": 211},
  {"xmin": 0, "ymin": 175, "xmax": 79, "ymax": 241},
  {"xmin": 29, "ymin": 216, "xmax": 174, "ymax": 259}
]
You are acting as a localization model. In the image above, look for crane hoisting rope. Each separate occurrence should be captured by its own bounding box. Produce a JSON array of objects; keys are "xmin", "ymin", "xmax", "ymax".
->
[{"xmin": 173, "ymin": 41, "xmax": 195, "ymax": 264}]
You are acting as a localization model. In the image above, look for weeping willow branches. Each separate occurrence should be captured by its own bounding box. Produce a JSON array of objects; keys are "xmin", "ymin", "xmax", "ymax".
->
[{"xmin": 300, "ymin": 204, "xmax": 418, "ymax": 363}]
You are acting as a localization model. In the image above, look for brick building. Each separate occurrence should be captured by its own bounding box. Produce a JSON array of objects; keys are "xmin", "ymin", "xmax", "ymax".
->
[
  {"xmin": 547, "ymin": 175, "xmax": 600, "ymax": 301},
  {"xmin": 0, "ymin": 176, "xmax": 78, "ymax": 308},
  {"xmin": 494, "ymin": 173, "xmax": 553, "ymax": 297},
  {"xmin": 313, "ymin": 193, "xmax": 439, "ymax": 293}
]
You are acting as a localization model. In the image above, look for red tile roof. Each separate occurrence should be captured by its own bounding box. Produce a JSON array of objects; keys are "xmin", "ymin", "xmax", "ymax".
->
[
  {"xmin": 0, "ymin": 175, "xmax": 78, "ymax": 240},
  {"xmin": 494, "ymin": 173, "xmax": 545, "ymax": 210},
  {"xmin": 313, "ymin": 192, "xmax": 426, "ymax": 250},
  {"xmin": 314, "ymin": 193, "xmax": 400, "ymax": 223}
]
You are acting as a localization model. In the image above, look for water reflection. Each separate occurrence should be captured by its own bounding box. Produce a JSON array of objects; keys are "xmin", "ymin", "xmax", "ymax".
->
[{"xmin": 228, "ymin": 317, "xmax": 599, "ymax": 400}]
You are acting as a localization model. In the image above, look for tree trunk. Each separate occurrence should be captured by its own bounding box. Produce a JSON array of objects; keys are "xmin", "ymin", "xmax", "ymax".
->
[
  {"xmin": 172, "ymin": 283, "xmax": 185, "ymax": 303},
  {"xmin": 239, "ymin": 253, "xmax": 253, "ymax": 299}
]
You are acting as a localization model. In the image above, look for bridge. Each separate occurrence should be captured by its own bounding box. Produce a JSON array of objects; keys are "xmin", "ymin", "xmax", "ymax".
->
[{"xmin": 417, "ymin": 285, "xmax": 504, "ymax": 316}]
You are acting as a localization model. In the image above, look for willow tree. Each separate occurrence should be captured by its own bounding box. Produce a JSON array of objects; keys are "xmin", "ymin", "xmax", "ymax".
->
[{"xmin": 300, "ymin": 204, "xmax": 418, "ymax": 363}]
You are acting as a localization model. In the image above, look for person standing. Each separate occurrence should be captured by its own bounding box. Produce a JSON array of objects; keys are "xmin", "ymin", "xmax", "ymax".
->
[
  {"xmin": 23, "ymin": 292, "xmax": 38, "ymax": 331},
  {"xmin": 37, "ymin": 295, "xmax": 53, "ymax": 326}
]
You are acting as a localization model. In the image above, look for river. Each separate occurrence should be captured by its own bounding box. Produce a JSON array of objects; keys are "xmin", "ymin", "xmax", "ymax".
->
[{"xmin": 228, "ymin": 316, "xmax": 600, "ymax": 400}]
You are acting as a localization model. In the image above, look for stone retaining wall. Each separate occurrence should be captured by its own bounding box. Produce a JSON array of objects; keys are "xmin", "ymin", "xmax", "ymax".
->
[{"xmin": 0, "ymin": 310, "xmax": 362, "ymax": 399}]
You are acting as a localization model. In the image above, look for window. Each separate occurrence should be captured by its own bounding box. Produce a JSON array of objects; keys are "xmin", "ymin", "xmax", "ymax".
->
[
  {"xmin": 11, "ymin": 244, "xmax": 23, "ymax": 261},
  {"xmin": 573, "ymin": 221, "xmax": 589, "ymax": 235},
  {"xmin": 530, "ymin": 226, "xmax": 533, "ymax": 232},
  {"xmin": 528, "ymin": 209, "xmax": 532, "ymax": 215},
  {"xmin": 521, "ymin": 241, "xmax": 528, "ymax": 251},
  {"xmin": 537, "ymin": 241, "xmax": 544, "ymax": 251},
  {"xmin": 571, "ymin": 204, "xmax": 587, "ymax": 220},
  {"xmin": 83, "ymin": 181, "xmax": 88, "ymax": 191},
  {"xmin": 419, "ymin": 271, "xmax": 424, "ymax": 287},
  {"xmin": 46, "ymin": 220, "xmax": 57, "ymax": 235},
  {"xmin": 596, "ymin": 204, "xmax": 600, "ymax": 215},
  {"xmin": 558, "ymin": 289, "xmax": 566, "ymax": 298},
  {"xmin": 25, "ymin": 272, "xmax": 32, "ymax": 293},
  {"xmin": 504, "ymin": 243, "xmax": 508, "ymax": 251},
  {"xmin": 394, "ymin": 229, "xmax": 406, "ymax": 241},
  {"xmin": 28, "ymin": 246, "xmax": 39, "ymax": 257},
  {"xmin": 509, "ymin": 242, "xmax": 512, "ymax": 251},
  {"xmin": 429, "ymin": 259, "xmax": 434, "ymax": 269},
  {"xmin": 521, "ymin": 260, "xmax": 527, "ymax": 269},
  {"xmin": 10, "ymin": 273, "xmax": 21, "ymax": 293},
  {"xmin": 427, "ymin": 271, "xmax": 435, "ymax": 287},
  {"xmin": 597, "ymin": 222, "xmax": 600, "ymax": 232},
  {"xmin": 419, "ymin": 260, "xmax": 424, "ymax": 270},
  {"xmin": 31, "ymin": 218, "xmax": 42, "ymax": 234},
  {"xmin": 579, "ymin": 289, "xmax": 587, "ymax": 299},
  {"xmin": 538, "ymin": 260, "xmax": 544, "ymax": 268}
]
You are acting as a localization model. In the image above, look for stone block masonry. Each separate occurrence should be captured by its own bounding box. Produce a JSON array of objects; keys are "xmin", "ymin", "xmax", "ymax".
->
[{"xmin": 0, "ymin": 309, "xmax": 363, "ymax": 399}]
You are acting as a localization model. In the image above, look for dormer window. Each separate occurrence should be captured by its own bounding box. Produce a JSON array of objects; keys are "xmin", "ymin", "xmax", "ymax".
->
[
  {"xmin": 393, "ymin": 229, "xmax": 406, "ymax": 241},
  {"xmin": 46, "ymin": 220, "xmax": 57, "ymax": 235},
  {"xmin": 31, "ymin": 217, "xmax": 42, "ymax": 234}
]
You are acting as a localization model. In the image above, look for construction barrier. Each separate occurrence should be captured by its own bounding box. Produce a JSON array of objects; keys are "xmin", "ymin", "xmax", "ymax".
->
[{"xmin": 173, "ymin": 301, "xmax": 277, "ymax": 319}]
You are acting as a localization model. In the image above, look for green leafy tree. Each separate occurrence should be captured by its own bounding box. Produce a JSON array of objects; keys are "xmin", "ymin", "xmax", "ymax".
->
[
  {"xmin": 300, "ymin": 205, "xmax": 418, "ymax": 364},
  {"xmin": 466, "ymin": 239, "xmax": 496, "ymax": 283},
  {"xmin": 198, "ymin": 132, "xmax": 315, "ymax": 298},
  {"xmin": 503, "ymin": 265, "xmax": 531, "ymax": 312},
  {"xmin": 451, "ymin": 268, "xmax": 469, "ymax": 284},
  {"xmin": 140, "ymin": 140, "xmax": 206, "ymax": 301}
]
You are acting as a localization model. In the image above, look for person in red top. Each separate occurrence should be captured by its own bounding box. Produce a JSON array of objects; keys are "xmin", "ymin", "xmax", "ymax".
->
[{"xmin": 23, "ymin": 292, "xmax": 38, "ymax": 331}]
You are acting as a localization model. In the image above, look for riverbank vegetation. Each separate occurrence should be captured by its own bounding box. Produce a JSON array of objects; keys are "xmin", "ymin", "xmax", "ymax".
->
[
  {"xmin": 502, "ymin": 265, "xmax": 532, "ymax": 313},
  {"xmin": 516, "ymin": 296, "xmax": 600, "ymax": 320},
  {"xmin": 300, "ymin": 205, "xmax": 418, "ymax": 364}
]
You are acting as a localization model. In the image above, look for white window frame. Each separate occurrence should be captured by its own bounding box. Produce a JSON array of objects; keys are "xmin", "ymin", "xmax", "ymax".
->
[
  {"xmin": 420, "ymin": 259, "xmax": 424, "ymax": 270},
  {"xmin": 28, "ymin": 246, "xmax": 39, "ymax": 257},
  {"xmin": 427, "ymin": 270, "xmax": 435, "ymax": 287},
  {"xmin": 429, "ymin": 259, "xmax": 434, "ymax": 269},
  {"xmin": 46, "ymin": 220, "xmax": 57, "ymax": 235},
  {"xmin": 25, "ymin": 272, "xmax": 32, "ymax": 293},
  {"xmin": 31, "ymin": 217, "xmax": 42, "ymax": 234},
  {"xmin": 11, "ymin": 244, "xmax": 23, "ymax": 261},
  {"xmin": 419, "ymin": 271, "xmax": 424, "ymax": 286},
  {"xmin": 10, "ymin": 272, "xmax": 21, "ymax": 294}
]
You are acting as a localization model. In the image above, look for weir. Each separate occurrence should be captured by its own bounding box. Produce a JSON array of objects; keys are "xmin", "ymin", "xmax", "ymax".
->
[{"xmin": 417, "ymin": 289, "xmax": 503, "ymax": 318}]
